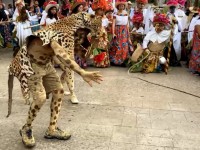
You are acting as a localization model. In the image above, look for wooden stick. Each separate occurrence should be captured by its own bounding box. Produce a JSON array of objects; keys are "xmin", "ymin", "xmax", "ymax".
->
[
  {"xmin": 24, "ymin": 24, "xmax": 45, "ymax": 29},
  {"xmin": 165, "ymin": 22, "xmax": 175, "ymax": 75},
  {"xmin": 0, "ymin": 19, "xmax": 16, "ymax": 25}
]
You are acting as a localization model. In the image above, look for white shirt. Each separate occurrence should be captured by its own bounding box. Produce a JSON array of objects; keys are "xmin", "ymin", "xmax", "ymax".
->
[
  {"xmin": 143, "ymin": 29, "xmax": 170, "ymax": 49},
  {"xmin": 175, "ymin": 9, "xmax": 186, "ymax": 30},
  {"xmin": 45, "ymin": 18, "xmax": 57, "ymax": 25},
  {"xmin": 128, "ymin": 8, "xmax": 134, "ymax": 19},
  {"xmin": 143, "ymin": 7, "xmax": 154, "ymax": 34},
  {"xmin": 102, "ymin": 18, "xmax": 109, "ymax": 27},
  {"xmin": 88, "ymin": 7, "xmax": 95, "ymax": 15},
  {"xmin": 188, "ymin": 16, "xmax": 200, "ymax": 42},
  {"xmin": 29, "ymin": 13, "xmax": 39, "ymax": 22},
  {"xmin": 132, "ymin": 27, "xmax": 144, "ymax": 34}
]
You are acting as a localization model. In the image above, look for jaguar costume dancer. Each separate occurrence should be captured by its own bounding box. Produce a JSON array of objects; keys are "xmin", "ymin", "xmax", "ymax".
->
[{"xmin": 7, "ymin": 12, "xmax": 102, "ymax": 148}]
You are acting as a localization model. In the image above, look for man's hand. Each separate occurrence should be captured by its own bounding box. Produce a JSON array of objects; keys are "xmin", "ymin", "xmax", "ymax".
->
[{"xmin": 82, "ymin": 71, "xmax": 103, "ymax": 87}]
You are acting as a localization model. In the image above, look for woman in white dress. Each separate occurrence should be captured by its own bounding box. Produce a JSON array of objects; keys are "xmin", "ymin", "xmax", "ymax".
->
[
  {"xmin": 109, "ymin": 0, "xmax": 132, "ymax": 65},
  {"xmin": 16, "ymin": 6, "xmax": 32, "ymax": 47}
]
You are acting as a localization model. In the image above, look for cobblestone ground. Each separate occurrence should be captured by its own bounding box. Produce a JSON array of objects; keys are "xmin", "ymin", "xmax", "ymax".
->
[{"xmin": 0, "ymin": 48, "xmax": 200, "ymax": 150}]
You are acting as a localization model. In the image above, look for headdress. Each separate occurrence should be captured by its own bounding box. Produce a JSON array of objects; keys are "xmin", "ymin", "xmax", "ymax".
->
[
  {"xmin": 132, "ymin": 12, "xmax": 143, "ymax": 23},
  {"xmin": 105, "ymin": 0, "xmax": 114, "ymax": 12},
  {"xmin": 115, "ymin": 0, "xmax": 127, "ymax": 8},
  {"xmin": 136, "ymin": 0, "xmax": 148, "ymax": 4},
  {"xmin": 178, "ymin": 0, "xmax": 186, "ymax": 6},
  {"xmin": 153, "ymin": 13, "xmax": 170, "ymax": 25},
  {"xmin": 91, "ymin": 0, "xmax": 108, "ymax": 11},
  {"xmin": 166, "ymin": 0, "xmax": 178, "ymax": 6}
]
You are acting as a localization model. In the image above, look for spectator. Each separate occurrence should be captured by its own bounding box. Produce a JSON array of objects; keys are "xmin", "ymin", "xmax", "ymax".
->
[
  {"xmin": 189, "ymin": 25, "xmax": 200, "ymax": 75},
  {"xmin": 16, "ymin": 6, "xmax": 32, "ymax": 47},
  {"xmin": 29, "ymin": 5, "xmax": 40, "ymax": 32},
  {"xmin": 71, "ymin": 0, "xmax": 88, "ymax": 68},
  {"xmin": 40, "ymin": 1, "xmax": 59, "ymax": 26},
  {"xmin": 59, "ymin": 0, "xmax": 71, "ymax": 18},
  {"xmin": 7, "ymin": 4, "xmax": 14, "ymax": 18},
  {"xmin": 90, "ymin": 0, "xmax": 110, "ymax": 68},
  {"xmin": 109, "ymin": 0, "xmax": 132, "ymax": 66},
  {"xmin": 0, "ymin": 3, "xmax": 12, "ymax": 48},
  {"xmin": 34, "ymin": 1, "xmax": 42, "ymax": 18},
  {"xmin": 13, "ymin": 0, "xmax": 26, "ymax": 24},
  {"xmin": 127, "ymin": 1, "xmax": 134, "ymax": 30}
]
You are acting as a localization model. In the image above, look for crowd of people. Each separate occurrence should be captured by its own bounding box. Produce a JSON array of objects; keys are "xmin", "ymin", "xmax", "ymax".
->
[{"xmin": 0, "ymin": 0, "xmax": 200, "ymax": 74}]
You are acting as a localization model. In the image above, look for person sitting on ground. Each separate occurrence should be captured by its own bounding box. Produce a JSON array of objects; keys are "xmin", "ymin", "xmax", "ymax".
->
[{"xmin": 129, "ymin": 13, "xmax": 171, "ymax": 73}]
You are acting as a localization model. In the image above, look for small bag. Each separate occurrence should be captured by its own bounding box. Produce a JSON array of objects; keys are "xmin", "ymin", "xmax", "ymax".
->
[{"xmin": 131, "ymin": 43, "xmax": 144, "ymax": 62}]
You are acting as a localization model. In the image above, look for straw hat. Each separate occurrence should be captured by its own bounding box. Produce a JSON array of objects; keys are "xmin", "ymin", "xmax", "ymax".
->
[
  {"xmin": 127, "ymin": 1, "xmax": 132, "ymax": 5},
  {"xmin": 45, "ymin": 1, "xmax": 59, "ymax": 13},
  {"xmin": 189, "ymin": 0, "xmax": 199, "ymax": 13},
  {"xmin": 71, "ymin": 0, "xmax": 86, "ymax": 12}
]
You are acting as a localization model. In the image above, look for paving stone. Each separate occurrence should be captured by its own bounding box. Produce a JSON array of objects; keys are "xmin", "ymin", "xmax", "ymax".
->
[{"xmin": 111, "ymin": 126, "xmax": 137, "ymax": 144}]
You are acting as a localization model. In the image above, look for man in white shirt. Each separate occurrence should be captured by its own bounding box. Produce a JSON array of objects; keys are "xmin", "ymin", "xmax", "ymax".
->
[
  {"xmin": 127, "ymin": 1, "xmax": 134, "ymax": 30},
  {"xmin": 166, "ymin": 0, "xmax": 182, "ymax": 66}
]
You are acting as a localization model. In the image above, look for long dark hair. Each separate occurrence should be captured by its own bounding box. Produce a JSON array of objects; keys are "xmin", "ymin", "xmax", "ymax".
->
[
  {"xmin": 71, "ymin": 4, "xmax": 82, "ymax": 14},
  {"xmin": 17, "ymin": 6, "xmax": 29, "ymax": 22},
  {"xmin": 47, "ymin": 6, "xmax": 58, "ymax": 20},
  {"xmin": 0, "ymin": 4, "xmax": 8, "ymax": 21}
]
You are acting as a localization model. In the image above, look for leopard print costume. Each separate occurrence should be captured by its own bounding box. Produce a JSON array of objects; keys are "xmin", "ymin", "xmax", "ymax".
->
[{"xmin": 8, "ymin": 12, "xmax": 102, "ymax": 105}]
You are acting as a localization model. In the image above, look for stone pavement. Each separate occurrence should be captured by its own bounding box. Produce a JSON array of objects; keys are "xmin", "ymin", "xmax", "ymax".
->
[{"xmin": 0, "ymin": 48, "xmax": 200, "ymax": 150}]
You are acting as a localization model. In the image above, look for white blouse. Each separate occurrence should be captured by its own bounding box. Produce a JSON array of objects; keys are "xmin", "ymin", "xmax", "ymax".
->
[{"xmin": 115, "ymin": 15, "xmax": 128, "ymax": 25}]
